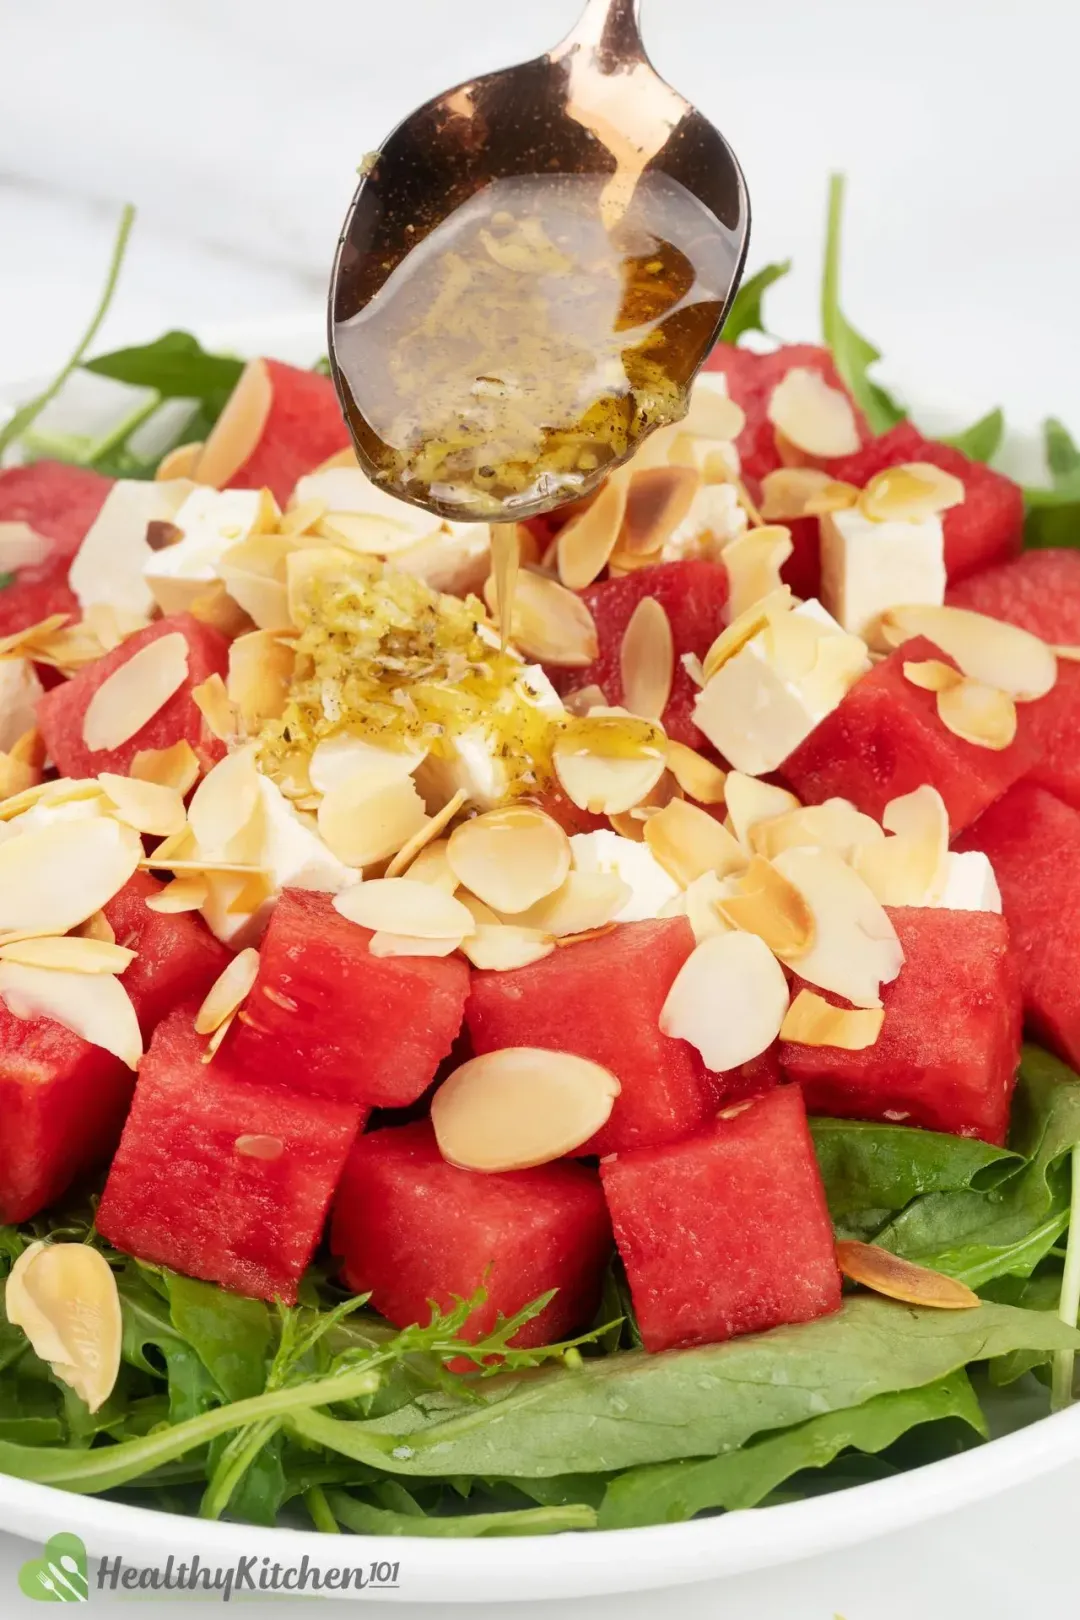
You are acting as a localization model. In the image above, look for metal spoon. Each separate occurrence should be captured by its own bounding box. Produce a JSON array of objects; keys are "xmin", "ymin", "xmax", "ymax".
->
[{"xmin": 328, "ymin": 0, "xmax": 750, "ymax": 521}]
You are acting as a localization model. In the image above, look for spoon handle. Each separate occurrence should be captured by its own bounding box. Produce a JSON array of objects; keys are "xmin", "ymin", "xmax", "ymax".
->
[{"xmin": 555, "ymin": 0, "xmax": 647, "ymax": 65}]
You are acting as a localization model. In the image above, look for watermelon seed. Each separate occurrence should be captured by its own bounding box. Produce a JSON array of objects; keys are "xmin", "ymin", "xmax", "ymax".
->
[
  {"xmin": 261, "ymin": 985, "xmax": 299, "ymax": 1013},
  {"xmin": 234, "ymin": 1134, "xmax": 285, "ymax": 1162}
]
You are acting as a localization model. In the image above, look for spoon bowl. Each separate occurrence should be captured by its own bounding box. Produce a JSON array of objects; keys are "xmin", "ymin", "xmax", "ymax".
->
[{"xmin": 328, "ymin": 0, "xmax": 750, "ymax": 522}]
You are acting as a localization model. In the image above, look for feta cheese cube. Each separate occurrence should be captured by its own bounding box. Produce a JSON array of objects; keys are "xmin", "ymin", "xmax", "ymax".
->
[
  {"xmin": 935, "ymin": 850, "xmax": 1002, "ymax": 914},
  {"xmin": 388, "ymin": 521, "xmax": 492, "ymax": 596},
  {"xmin": 415, "ymin": 663, "xmax": 563, "ymax": 811},
  {"xmin": 570, "ymin": 830, "xmax": 680, "ymax": 921},
  {"xmin": 143, "ymin": 488, "xmax": 265, "ymax": 615},
  {"xmin": 661, "ymin": 483, "xmax": 747, "ymax": 563},
  {"xmin": 692, "ymin": 599, "xmax": 870, "ymax": 776},
  {"xmin": 0, "ymin": 659, "xmax": 43, "ymax": 753},
  {"xmin": 70, "ymin": 479, "xmax": 193, "ymax": 618},
  {"xmin": 819, "ymin": 505, "xmax": 945, "ymax": 643},
  {"xmin": 292, "ymin": 466, "xmax": 438, "ymax": 540}
]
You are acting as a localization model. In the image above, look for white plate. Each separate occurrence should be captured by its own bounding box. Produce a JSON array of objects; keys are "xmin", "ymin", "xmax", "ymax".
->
[{"xmin": 0, "ymin": 314, "xmax": 1069, "ymax": 1602}]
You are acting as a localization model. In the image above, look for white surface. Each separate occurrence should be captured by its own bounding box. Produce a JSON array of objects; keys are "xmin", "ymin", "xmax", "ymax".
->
[{"xmin": 1, "ymin": 0, "xmax": 1078, "ymax": 1612}]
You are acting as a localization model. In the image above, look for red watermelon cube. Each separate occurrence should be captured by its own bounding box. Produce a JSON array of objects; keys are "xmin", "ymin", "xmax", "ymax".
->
[
  {"xmin": 709, "ymin": 1042, "xmax": 782, "ymax": 1108},
  {"xmin": 219, "ymin": 359, "xmax": 352, "ymax": 505},
  {"xmin": 704, "ymin": 343, "xmax": 873, "ymax": 485},
  {"xmin": 601, "ymin": 1086, "xmax": 841, "ymax": 1352},
  {"xmin": 781, "ymin": 635, "xmax": 1036, "ymax": 835},
  {"xmin": 226, "ymin": 888, "xmax": 470, "ymax": 1110},
  {"xmin": 949, "ymin": 550, "xmax": 1080, "ymax": 810},
  {"xmin": 104, "ymin": 871, "xmax": 232, "ymax": 1038},
  {"xmin": 0, "ymin": 462, "xmax": 112, "ymax": 635},
  {"xmin": 466, "ymin": 916, "xmax": 714, "ymax": 1155},
  {"xmin": 828, "ymin": 422, "xmax": 1024, "ymax": 582},
  {"xmin": 549, "ymin": 560, "xmax": 729, "ymax": 749},
  {"xmin": 781, "ymin": 908, "xmax": 1021, "ymax": 1144},
  {"xmin": 97, "ymin": 1005, "xmax": 361, "ymax": 1302},
  {"xmin": 36, "ymin": 612, "xmax": 229, "ymax": 778},
  {"xmin": 330, "ymin": 1120, "xmax": 612, "ymax": 1346},
  {"xmin": 956, "ymin": 783, "xmax": 1080, "ymax": 1071}
]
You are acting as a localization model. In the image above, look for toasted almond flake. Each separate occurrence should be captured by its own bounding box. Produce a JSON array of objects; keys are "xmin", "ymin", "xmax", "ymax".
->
[
  {"xmin": 835, "ymin": 1240, "xmax": 980, "ymax": 1309},
  {"xmin": 721, "ymin": 525, "xmax": 795, "ymax": 621},
  {"xmin": 660, "ymin": 930, "xmax": 789, "ymax": 1070},
  {"xmin": 235, "ymin": 1133, "xmax": 285, "ymax": 1160},
  {"xmin": 552, "ymin": 714, "xmax": 668, "ymax": 816},
  {"xmin": 334, "ymin": 878, "xmax": 476, "ymax": 938},
  {"xmin": 717, "ymin": 854, "xmax": 816, "ymax": 957},
  {"xmin": 309, "ymin": 732, "xmax": 425, "ymax": 795},
  {"xmin": 555, "ymin": 922, "xmax": 619, "ymax": 946},
  {"xmin": 0, "ymin": 613, "xmax": 70, "ymax": 660},
  {"xmin": 771, "ymin": 847, "xmax": 904, "ymax": 1009},
  {"xmin": 318, "ymin": 773, "xmax": 428, "ymax": 868},
  {"xmin": 0, "ymin": 960, "xmax": 142, "ymax": 1067},
  {"xmin": 226, "ymin": 630, "xmax": 296, "ymax": 733},
  {"xmin": 155, "ymin": 441, "xmax": 204, "ymax": 482},
  {"xmin": 0, "ymin": 777, "xmax": 97, "ymax": 822},
  {"xmin": 664, "ymin": 741, "xmax": 726, "ymax": 805},
  {"xmin": 187, "ymin": 580, "xmax": 257, "ymax": 641},
  {"xmin": 74, "ymin": 910, "xmax": 116, "ymax": 944},
  {"xmin": 620, "ymin": 597, "xmax": 674, "ymax": 722},
  {"xmin": 6, "ymin": 1241, "xmax": 122, "ymax": 1413},
  {"xmin": 766, "ymin": 368, "xmax": 861, "ymax": 459},
  {"xmin": 724, "ymin": 773, "xmax": 801, "ymax": 851},
  {"xmin": 780, "ymin": 988, "xmax": 884, "ymax": 1049},
  {"xmin": 285, "ymin": 545, "xmax": 359, "ymax": 626},
  {"xmin": 607, "ymin": 767, "xmax": 681, "ymax": 838},
  {"xmin": 902, "ymin": 658, "xmax": 962, "ymax": 694},
  {"xmin": 432, "ymin": 1048, "xmax": 620, "ymax": 1172},
  {"xmin": 761, "ymin": 468, "xmax": 860, "ymax": 521},
  {"xmin": 858, "ymin": 462, "xmax": 966, "ymax": 523},
  {"xmin": 0, "ymin": 818, "xmax": 142, "ymax": 936},
  {"xmin": 643, "ymin": 798, "xmax": 746, "ymax": 887},
  {"xmin": 194, "ymin": 947, "xmax": 261, "ymax": 1034},
  {"xmin": 853, "ymin": 785, "xmax": 949, "ymax": 907},
  {"xmin": 447, "ymin": 804, "xmax": 570, "ymax": 914},
  {"xmin": 81, "ymin": 632, "xmax": 190, "ymax": 753},
  {"xmin": 0, "ymin": 935, "xmax": 134, "ymax": 974},
  {"xmin": 702, "ymin": 586, "xmax": 794, "ymax": 682},
  {"xmin": 195, "ymin": 359, "xmax": 272, "ymax": 487},
  {"xmin": 621, "ymin": 465, "xmax": 701, "ymax": 556},
  {"xmin": 97, "ymin": 772, "xmax": 187, "ymax": 838},
  {"xmin": 129, "ymin": 740, "xmax": 201, "ymax": 797},
  {"xmin": 661, "ymin": 869, "xmax": 735, "ymax": 942},
  {"xmin": 563, "ymin": 683, "xmax": 608, "ymax": 717},
  {"xmin": 201, "ymin": 1008, "xmax": 237, "ymax": 1061},
  {"xmin": 491, "ymin": 524, "xmax": 521, "ymax": 648},
  {"xmin": 191, "ymin": 674, "xmax": 239, "ymax": 744},
  {"xmin": 402, "ymin": 837, "xmax": 459, "ymax": 894},
  {"xmin": 557, "ymin": 477, "xmax": 627, "ymax": 587},
  {"xmin": 149, "ymin": 857, "xmax": 265, "ymax": 877},
  {"xmin": 751, "ymin": 799, "xmax": 883, "ymax": 862},
  {"xmin": 0, "ymin": 736, "xmax": 44, "ymax": 800},
  {"xmin": 459, "ymin": 892, "xmax": 501, "ymax": 926},
  {"xmin": 145, "ymin": 875, "xmax": 209, "ymax": 913},
  {"xmin": 936, "ymin": 678, "xmax": 1017, "ymax": 750},
  {"xmin": 1051, "ymin": 645, "xmax": 1080, "ymax": 663},
  {"xmin": 223, "ymin": 869, "xmax": 274, "ymax": 917},
  {"xmin": 880, "ymin": 604, "xmax": 1056, "ymax": 701},
  {"xmin": 368, "ymin": 931, "xmax": 466, "ymax": 958},
  {"xmin": 484, "ymin": 568, "xmax": 599, "ymax": 667},
  {"xmin": 218, "ymin": 566, "xmax": 291, "ymax": 633},
  {"xmin": 460, "ymin": 923, "xmax": 555, "ymax": 970},
  {"xmin": 681, "ymin": 385, "xmax": 746, "ymax": 444},
  {"xmin": 507, "ymin": 870, "xmax": 630, "ymax": 937},
  {"xmin": 384, "ymin": 789, "xmax": 468, "ymax": 879},
  {"xmin": 187, "ymin": 743, "xmax": 261, "ymax": 859}
]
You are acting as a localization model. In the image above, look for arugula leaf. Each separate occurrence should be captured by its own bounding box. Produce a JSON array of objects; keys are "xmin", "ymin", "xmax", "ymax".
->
[
  {"xmin": 721, "ymin": 261, "xmax": 791, "ymax": 345},
  {"xmin": 812, "ymin": 1118, "xmax": 1017, "ymax": 1233},
  {"xmin": 820, "ymin": 174, "xmax": 907, "ymax": 433},
  {"xmin": 326, "ymin": 1490, "xmax": 595, "ymax": 1537},
  {"xmin": 0, "ymin": 573, "xmax": 14, "ymax": 591},
  {"xmin": 287, "ymin": 1298, "xmax": 1080, "ymax": 1480},
  {"xmin": 1046, "ymin": 417, "xmax": 1080, "ymax": 483},
  {"xmin": 0, "ymin": 205, "xmax": 135, "ymax": 461},
  {"xmin": 597, "ymin": 1371, "xmax": 984, "ymax": 1529},
  {"xmin": 1051, "ymin": 1145, "xmax": 1080, "ymax": 1408},
  {"xmin": 942, "ymin": 408, "xmax": 1005, "ymax": 465},
  {"xmin": 1025, "ymin": 418, "xmax": 1080, "ymax": 549},
  {"xmin": 84, "ymin": 331, "xmax": 243, "ymax": 407}
]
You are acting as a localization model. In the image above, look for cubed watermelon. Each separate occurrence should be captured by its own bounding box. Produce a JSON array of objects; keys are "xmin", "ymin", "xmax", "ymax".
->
[
  {"xmin": 709, "ymin": 1042, "xmax": 782, "ymax": 1108},
  {"xmin": 0, "ymin": 462, "xmax": 112, "ymax": 635},
  {"xmin": 956, "ymin": 783, "xmax": 1080, "ymax": 1071},
  {"xmin": 601, "ymin": 1085, "xmax": 841, "ymax": 1352},
  {"xmin": 828, "ymin": 422, "xmax": 1024, "ymax": 582},
  {"xmin": 548, "ymin": 560, "xmax": 729, "ymax": 749},
  {"xmin": 36, "ymin": 612, "xmax": 230, "ymax": 778},
  {"xmin": 226, "ymin": 888, "xmax": 470, "ymax": 1109},
  {"xmin": 0, "ymin": 1008, "xmax": 132, "ymax": 1222},
  {"xmin": 466, "ymin": 916, "xmax": 714, "ymax": 1155},
  {"xmin": 330, "ymin": 1120, "xmax": 612, "ymax": 1346},
  {"xmin": 97, "ymin": 1005, "xmax": 361, "ymax": 1302},
  {"xmin": 704, "ymin": 343, "xmax": 873, "ymax": 485},
  {"xmin": 948, "ymin": 550, "xmax": 1080, "ymax": 810},
  {"xmin": 781, "ymin": 908, "xmax": 1021, "ymax": 1143},
  {"xmin": 105, "ymin": 871, "xmax": 232, "ymax": 1037},
  {"xmin": 781, "ymin": 635, "xmax": 1036, "ymax": 835},
  {"xmin": 222, "ymin": 359, "xmax": 352, "ymax": 505}
]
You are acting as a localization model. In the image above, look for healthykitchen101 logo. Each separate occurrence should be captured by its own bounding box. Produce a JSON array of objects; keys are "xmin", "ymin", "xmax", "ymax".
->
[{"xmin": 19, "ymin": 1533, "xmax": 89, "ymax": 1602}]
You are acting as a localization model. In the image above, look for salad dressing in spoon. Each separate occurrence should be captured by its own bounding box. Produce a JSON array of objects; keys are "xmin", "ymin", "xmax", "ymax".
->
[{"xmin": 328, "ymin": 0, "xmax": 750, "ymax": 523}]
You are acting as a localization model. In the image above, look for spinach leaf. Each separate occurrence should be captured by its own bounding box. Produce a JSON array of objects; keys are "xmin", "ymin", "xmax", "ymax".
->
[
  {"xmin": 116, "ymin": 1265, "xmax": 222, "ymax": 1425},
  {"xmin": 326, "ymin": 1490, "xmax": 595, "ymax": 1537},
  {"xmin": 1025, "ymin": 418, "xmax": 1080, "ymax": 549},
  {"xmin": 721, "ymin": 261, "xmax": 791, "ymax": 345},
  {"xmin": 84, "ymin": 331, "xmax": 243, "ymax": 409},
  {"xmin": 812, "ymin": 1118, "xmax": 1017, "ymax": 1230},
  {"xmin": 597, "ymin": 1370, "xmax": 983, "ymax": 1529},
  {"xmin": 820, "ymin": 174, "xmax": 906, "ymax": 433},
  {"xmin": 287, "ymin": 1298, "xmax": 1080, "ymax": 1480},
  {"xmin": 942, "ymin": 407, "xmax": 1005, "ymax": 464},
  {"xmin": 164, "ymin": 1274, "xmax": 271, "ymax": 1403}
]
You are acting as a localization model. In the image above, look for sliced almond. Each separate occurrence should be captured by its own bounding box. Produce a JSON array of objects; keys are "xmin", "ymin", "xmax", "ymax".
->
[
  {"xmin": 130, "ymin": 740, "xmax": 201, "ymax": 796},
  {"xmin": 853, "ymin": 785, "xmax": 949, "ymax": 907},
  {"xmin": 563, "ymin": 684, "xmax": 609, "ymax": 718},
  {"xmin": 0, "ymin": 934, "xmax": 134, "ymax": 973},
  {"xmin": 0, "ymin": 613, "xmax": 71, "ymax": 660},
  {"xmin": 188, "ymin": 580, "xmax": 257, "ymax": 641},
  {"xmin": 201, "ymin": 1008, "xmax": 237, "ymax": 1062},
  {"xmin": 334, "ymin": 878, "xmax": 476, "ymax": 938},
  {"xmin": 835, "ymin": 1240, "xmax": 980, "ymax": 1310},
  {"xmin": 309, "ymin": 732, "xmax": 425, "ymax": 795},
  {"xmin": 557, "ymin": 477, "xmax": 627, "ymax": 587},
  {"xmin": 192, "ymin": 674, "xmax": 239, "ymax": 744},
  {"xmin": 702, "ymin": 586, "xmax": 794, "ymax": 682},
  {"xmin": 660, "ymin": 930, "xmax": 789, "ymax": 1071},
  {"xmin": 552, "ymin": 714, "xmax": 668, "ymax": 816},
  {"xmin": 484, "ymin": 568, "xmax": 598, "ymax": 667},
  {"xmin": 902, "ymin": 658, "xmax": 962, "ymax": 694},
  {"xmin": 880, "ymin": 604, "xmax": 1056, "ymax": 701},
  {"xmin": 621, "ymin": 465, "xmax": 700, "ymax": 557},
  {"xmin": 318, "ymin": 773, "xmax": 428, "ymax": 868},
  {"xmin": 368, "ymin": 932, "xmax": 465, "ymax": 958},
  {"xmin": 156, "ymin": 441, "xmax": 205, "ymax": 482},
  {"xmin": 504, "ymin": 870, "xmax": 630, "ymax": 938},
  {"xmin": 402, "ymin": 837, "xmax": 459, "ymax": 895},
  {"xmin": 717, "ymin": 854, "xmax": 815, "ymax": 957},
  {"xmin": 680, "ymin": 384, "xmax": 746, "ymax": 445},
  {"xmin": 858, "ymin": 462, "xmax": 966, "ymax": 524},
  {"xmin": 937, "ymin": 679, "xmax": 1018, "ymax": 750},
  {"xmin": 771, "ymin": 847, "xmax": 904, "ymax": 1009},
  {"xmin": 187, "ymin": 743, "xmax": 261, "ymax": 859},
  {"xmin": 751, "ymin": 798, "xmax": 883, "ymax": 862},
  {"xmin": 6, "ymin": 1242, "xmax": 122, "ymax": 1413},
  {"xmin": 447, "ymin": 805, "xmax": 570, "ymax": 914},
  {"xmin": 780, "ymin": 989, "xmax": 884, "ymax": 1050},
  {"xmin": 722, "ymin": 526, "xmax": 794, "ymax": 621},
  {"xmin": 97, "ymin": 773, "xmax": 187, "ymax": 837},
  {"xmin": 0, "ymin": 818, "xmax": 142, "ymax": 936},
  {"xmin": 74, "ymin": 910, "xmax": 116, "ymax": 944},
  {"xmin": 0, "ymin": 960, "xmax": 142, "ymax": 1067},
  {"xmin": 766, "ymin": 368, "xmax": 861, "ymax": 458},
  {"xmin": 285, "ymin": 546, "xmax": 357, "ymax": 628},
  {"xmin": 620, "ymin": 597, "xmax": 674, "ymax": 722},
  {"xmin": 194, "ymin": 947, "xmax": 261, "ymax": 1035},
  {"xmin": 644, "ymin": 798, "xmax": 746, "ymax": 887},
  {"xmin": 1050, "ymin": 645, "xmax": 1080, "ymax": 663},
  {"xmin": 144, "ymin": 875, "xmax": 209, "ymax": 913},
  {"xmin": 195, "ymin": 358, "xmax": 272, "ymax": 488},
  {"xmin": 665, "ymin": 741, "xmax": 726, "ymax": 805},
  {"xmin": 227, "ymin": 630, "xmax": 296, "ymax": 732},
  {"xmin": 81, "ymin": 632, "xmax": 190, "ymax": 752},
  {"xmin": 384, "ymin": 789, "xmax": 468, "ymax": 879},
  {"xmin": 491, "ymin": 523, "xmax": 521, "ymax": 649},
  {"xmin": 724, "ymin": 773, "xmax": 801, "ymax": 851},
  {"xmin": 431, "ymin": 1048, "xmax": 620, "ymax": 1172},
  {"xmin": 460, "ymin": 924, "xmax": 555, "ymax": 970},
  {"xmin": 760, "ymin": 467, "xmax": 859, "ymax": 521},
  {"xmin": 661, "ymin": 869, "xmax": 735, "ymax": 943}
]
